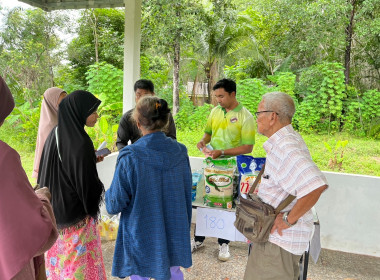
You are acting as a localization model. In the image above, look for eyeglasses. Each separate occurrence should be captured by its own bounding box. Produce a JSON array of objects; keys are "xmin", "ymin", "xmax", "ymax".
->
[{"xmin": 254, "ymin": 111, "xmax": 278, "ymax": 118}]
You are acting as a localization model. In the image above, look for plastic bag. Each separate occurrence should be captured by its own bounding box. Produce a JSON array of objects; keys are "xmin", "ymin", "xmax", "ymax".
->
[
  {"xmin": 98, "ymin": 214, "xmax": 120, "ymax": 241},
  {"xmin": 203, "ymin": 157, "xmax": 236, "ymax": 209},
  {"xmin": 236, "ymin": 155, "xmax": 265, "ymax": 196},
  {"xmin": 192, "ymin": 170, "xmax": 203, "ymax": 201}
]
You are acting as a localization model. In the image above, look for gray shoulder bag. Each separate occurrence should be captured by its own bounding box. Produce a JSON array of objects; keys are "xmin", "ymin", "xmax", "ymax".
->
[{"xmin": 234, "ymin": 164, "xmax": 296, "ymax": 242}]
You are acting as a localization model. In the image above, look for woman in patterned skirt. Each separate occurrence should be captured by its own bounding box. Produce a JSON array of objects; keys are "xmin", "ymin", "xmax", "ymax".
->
[{"xmin": 38, "ymin": 90, "xmax": 107, "ymax": 279}]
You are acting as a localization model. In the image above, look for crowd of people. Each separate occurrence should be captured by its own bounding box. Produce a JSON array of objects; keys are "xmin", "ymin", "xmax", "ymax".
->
[{"xmin": 0, "ymin": 75, "xmax": 328, "ymax": 280}]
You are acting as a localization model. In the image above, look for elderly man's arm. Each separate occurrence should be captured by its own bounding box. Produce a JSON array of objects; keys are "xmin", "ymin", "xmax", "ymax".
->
[{"xmin": 271, "ymin": 184, "xmax": 328, "ymax": 236}]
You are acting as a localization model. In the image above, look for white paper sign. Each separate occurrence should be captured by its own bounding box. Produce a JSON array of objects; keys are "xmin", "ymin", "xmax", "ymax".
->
[
  {"xmin": 195, "ymin": 207, "xmax": 248, "ymax": 242},
  {"xmin": 310, "ymin": 223, "xmax": 321, "ymax": 263}
]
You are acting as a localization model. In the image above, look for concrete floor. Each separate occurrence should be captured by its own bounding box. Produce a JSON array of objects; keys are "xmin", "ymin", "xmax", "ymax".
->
[{"xmin": 101, "ymin": 225, "xmax": 380, "ymax": 280}]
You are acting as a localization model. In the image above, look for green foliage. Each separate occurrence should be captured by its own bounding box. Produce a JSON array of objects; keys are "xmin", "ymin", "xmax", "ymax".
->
[
  {"xmin": 267, "ymin": 72, "xmax": 296, "ymax": 97},
  {"xmin": 86, "ymin": 115, "xmax": 119, "ymax": 152},
  {"xmin": 54, "ymin": 65, "xmax": 84, "ymax": 94},
  {"xmin": 294, "ymin": 62, "xmax": 346, "ymax": 133},
  {"xmin": 341, "ymin": 86, "xmax": 363, "ymax": 134},
  {"xmin": 84, "ymin": 62, "xmax": 123, "ymax": 151},
  {"xmin": 155, "ymin": 86, "xmax": 174, "ymax": 109},
  {"xmin": 368, "ymin": 117, "xmax": 380, "ymax": 139},
  {"xmin": 5, "ymin": 100, "xmax": 40, "ymax": 150},
  {"xmin": 342, "ymin": 88, "xmax": 380, "ymax": 137},
  {"xmin": 361, "ymin": 90, "xmax": 380, "ymax": 136},
  {"xmin": 142, "ymin": 0, "xmax": 203, "ymax": 51},
  {"xmin": 323, "ymin": 139, "xmax": 349, "ymax": 171},
  {"xmin": 140, "ymin": 54, "xmax": 170, "ymax": 91},
  {"xmin": 349, "ymin": 0, "xmax": 380, "ymax": 90},
  {"xmin": 86, "ymin": 62, "xmax": 123, "ymax": 118},
  {"xmin": 236, "ymin": 78, "xmax": 268, "ymax": 115},
  {"xmin": 176, "ymin": 127, "xmax": 205, "ymax": 157},
  {"xmin": 176, "ymin": 128, "xmax": 380, "ymax": 177},
  {"xmin": 67, "ymin": 8, "xmax": 125, "ymax": 85},
  {"xmin": 175, "ymin": 94, "xmax": 213, "ymax": 130},
  {"xmin": 0, "ymin": 8, "xmax": 67, "ymax": 103},
  {"xmin": 224, "ymin": 58, "xmax": 270, "ymax": 82}
]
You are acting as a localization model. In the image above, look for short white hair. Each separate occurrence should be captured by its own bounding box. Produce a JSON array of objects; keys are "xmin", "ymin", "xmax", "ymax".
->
[{"xmin": 262, "ymin": 92, "xmax": 295, "ymax": 123}]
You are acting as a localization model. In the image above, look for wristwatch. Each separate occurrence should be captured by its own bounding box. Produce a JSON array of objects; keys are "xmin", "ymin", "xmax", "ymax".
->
[
  {"xmin": 221, "ymin": 150, "xmax": 225, "ymax": 156},
  {"xmin": 282, "ymin": 211, "xmax": 297, "ymax": 227}
]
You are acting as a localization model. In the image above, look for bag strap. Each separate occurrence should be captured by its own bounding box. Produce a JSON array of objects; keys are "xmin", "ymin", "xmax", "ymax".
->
[
  {"xmin": 274, "ymin": 194, "xmax": 296, "ymax": 214},
  {"xmin": 247, "ymin": 163, "xmax": 296, "ymax": 213},
  {"xmin": 248, "ymin": 163, "xmax": 265, "ymax": 194}
]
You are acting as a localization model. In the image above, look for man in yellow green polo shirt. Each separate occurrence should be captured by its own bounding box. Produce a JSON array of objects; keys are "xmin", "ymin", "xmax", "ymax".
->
[{"xmin": 193, "ymin": 78, "xmax": 256, "ymax": 261}]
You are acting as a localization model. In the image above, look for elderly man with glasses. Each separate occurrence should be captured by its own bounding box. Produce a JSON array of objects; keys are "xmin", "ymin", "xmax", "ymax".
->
[{"xmin": 244, "ymin": 91, "xmax": 328, "ymax": 280}]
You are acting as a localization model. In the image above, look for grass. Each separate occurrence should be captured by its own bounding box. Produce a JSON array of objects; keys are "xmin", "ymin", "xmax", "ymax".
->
[
  {"xmin": 0, "ymin": 122, "xmax": 37, "ymax": 184},
  {"xmin": 177, "ymin": 128, "xmax": 380, "ymax": 177},
  {"xmin": 1, "ymin": 124, "xmax": 379, "ymax": 186}
]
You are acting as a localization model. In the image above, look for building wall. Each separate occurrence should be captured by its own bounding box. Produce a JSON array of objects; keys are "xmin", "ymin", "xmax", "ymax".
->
[{"xmin": 98, "ymin": 154, "xmax": 380, "ymax": 257}]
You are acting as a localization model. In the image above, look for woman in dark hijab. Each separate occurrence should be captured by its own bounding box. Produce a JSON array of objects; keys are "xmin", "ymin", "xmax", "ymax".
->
[
  {"xmin": 38, "ymin": 90, "xmax": 107, "ymax": 280},
  {"xmin": 0, "ymin": 76, "xmax": 58, "ymax": 280}
]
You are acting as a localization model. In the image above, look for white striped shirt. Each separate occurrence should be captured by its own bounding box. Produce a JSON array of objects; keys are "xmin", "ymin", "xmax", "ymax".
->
[{"xmin": 257, "ymin": 124, "xmax": 328, "ymax": 255}]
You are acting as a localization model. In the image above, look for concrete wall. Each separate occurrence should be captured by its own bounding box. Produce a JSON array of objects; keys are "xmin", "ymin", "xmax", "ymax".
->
[
  {"xmin": 97, "ymin": 154, "xmax": 380, "ymax": 257},
  {"xmin": 315, "ymin": 172, "xmax": 380, "ymax": 257}
]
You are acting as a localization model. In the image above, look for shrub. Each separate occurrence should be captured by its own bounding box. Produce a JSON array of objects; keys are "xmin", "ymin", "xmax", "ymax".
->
[
  {"xmin": 237, "ymin": 78, "xmax": 269, "ymax": 115},
  {"xmin": 175, "ymin": 94, "xmax": 213, "ymax": 131},
  {"xmin": 86, "ymin": 62, "xmax": 123, "ymax": 119},
  {"xmin": 267, "ymin": 72, "xmax": 296, "ymax": 98},
  {"xmin": 294, "ymin": 62, "xmax": 346, "ymax": 134}
]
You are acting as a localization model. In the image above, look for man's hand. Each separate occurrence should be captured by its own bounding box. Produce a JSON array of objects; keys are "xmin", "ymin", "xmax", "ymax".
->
[
  {"xmin": 209, "ymin": 150, "xmax": 223, "ymax": 159},
  {"xmin": 197, "ymin": 133, "xmax": 213, "ymax": 157},
  {"xmin": 270, "ymin": 213, "xmax": 290, "ymax": 236},
  {"xmin": 197, "ymin": 140, "xmax": 206, "ymax": 151}
]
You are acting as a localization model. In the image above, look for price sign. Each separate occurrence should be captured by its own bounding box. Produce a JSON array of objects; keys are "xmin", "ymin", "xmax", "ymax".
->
[{"xmin": 195, "ymin": 207, "xmax": 248, "ymax": 242}]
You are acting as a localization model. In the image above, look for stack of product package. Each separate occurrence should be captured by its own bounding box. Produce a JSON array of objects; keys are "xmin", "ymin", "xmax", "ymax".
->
[{"xmin": 191, "ymin": 156, "xmax": 266, "ymax": 210}]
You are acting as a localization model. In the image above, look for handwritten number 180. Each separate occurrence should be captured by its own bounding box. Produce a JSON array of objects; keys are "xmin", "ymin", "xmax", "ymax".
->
[{"xmin": 204, "ymin": 215, "xmax": 225, "ymax": 229}]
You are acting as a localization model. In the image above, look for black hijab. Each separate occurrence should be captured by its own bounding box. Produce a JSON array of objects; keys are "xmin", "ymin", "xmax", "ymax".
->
[{"xmin": 38, "ymin": 90, "xmax": 104, "ymax": 228}]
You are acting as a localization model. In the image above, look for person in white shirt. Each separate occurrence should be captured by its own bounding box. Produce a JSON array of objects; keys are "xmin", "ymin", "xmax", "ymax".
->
[{"xmin": 244, "ymin": 91, "xmax": 328, "ymax": 280}]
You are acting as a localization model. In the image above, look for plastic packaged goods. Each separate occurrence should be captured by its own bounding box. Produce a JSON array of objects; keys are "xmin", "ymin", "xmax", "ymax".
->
[
  {"xmin": 192, "ymin": 170, "xmax": 203, "ymax": 202},
  {"xmin": 192, "ymin": 171, "xmax": 202, "ymax": 190},
  {"xmin": 203, "ymin": 157, "xmax": 236, "ymax": 209},
  {"xmin": 98, "ymin": 214, "xmax": 119, "ymax": 241},
  {"xmin": 236, "ymin": 155, "xmax": 266, "ymax": 196},
  {"xmin": 195, "ymin": 173, "xmax": 205, "ymax": 204},
  {"xmin": 191, "ymin": 189, "xmax": 196, "ymax": 201}
]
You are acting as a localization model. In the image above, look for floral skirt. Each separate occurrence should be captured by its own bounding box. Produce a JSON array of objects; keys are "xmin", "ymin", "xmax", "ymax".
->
[{"xmin": 45, "ymin": 217, "xmax": 107, "ymax": 280}]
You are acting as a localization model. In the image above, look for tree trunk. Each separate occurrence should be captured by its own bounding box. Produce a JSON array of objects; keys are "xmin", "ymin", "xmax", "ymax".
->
[
  {"xmin": 205, "ymin": 63, "xmax": 211, "ymax": 104},
  {"xmin": 205, "ymin": 59, "xmax": 219, "ymax": 105},
  {"xmin": 91, "ymin": 10, "xmax": 99, "ymax": 64},
  {"xmin": 192, "ymin": 74, "xmax": 198, "ymax": 105},
  {"xmin": 209, "ymin": 60, "xmax": 219, "ymax": 106},
  {"xmin": 172, "ymin": 38, "xmax": 180, "ymax": 116},
  {"xmin": 344, "ymin": 0, "xmax": 357, "ymax": 85},
  {"xmin": 45, "ymin": 34, "xmax": 54, "ymax": 87}
]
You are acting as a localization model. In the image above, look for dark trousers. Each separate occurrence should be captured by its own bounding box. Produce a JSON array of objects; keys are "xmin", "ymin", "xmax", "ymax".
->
[{"xmin": 194, "ymin": 234, "xmax": 230, "ymax": 245}]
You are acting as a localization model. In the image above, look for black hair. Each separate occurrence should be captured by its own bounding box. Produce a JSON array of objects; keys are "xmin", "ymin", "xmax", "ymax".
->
[
  {"xmin": 212, "ymin": 78, "xmax": 236, "ymax": 94},
  {"xmin": 134, "ymin": 79, "xmax": 154, "ymax": 93},
  {"xmin": 133, "ymin": 96, "xmax": 170, "ymax": 131}
]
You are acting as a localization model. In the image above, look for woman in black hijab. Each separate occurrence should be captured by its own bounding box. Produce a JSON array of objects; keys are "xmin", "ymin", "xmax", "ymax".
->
[{"xmin": 38, "ymin": 90, "xmax": 107, "ymax": 279}]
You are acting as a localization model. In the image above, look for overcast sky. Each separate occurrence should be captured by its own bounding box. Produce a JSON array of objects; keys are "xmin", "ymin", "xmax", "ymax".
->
[
  {"xmin": 0, "ymin": 0, "xmax": 79, "ymax": 46},
  {"xmin": 0, "ymin": 0, "xmax": 35, "ymax": 28},
  {"xmin": 0, "ymin": 0, "xmax": 32, "ymax": 9}
]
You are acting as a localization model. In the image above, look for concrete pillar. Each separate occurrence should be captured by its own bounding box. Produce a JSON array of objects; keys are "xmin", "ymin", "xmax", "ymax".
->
[{"xmin": 123, "ymin": 0, "xmax": 142, "ymax": 113}]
